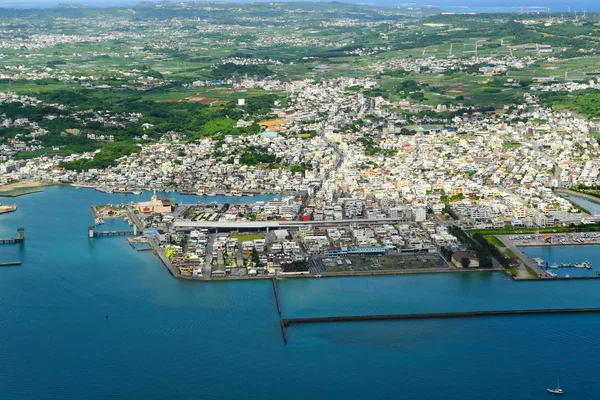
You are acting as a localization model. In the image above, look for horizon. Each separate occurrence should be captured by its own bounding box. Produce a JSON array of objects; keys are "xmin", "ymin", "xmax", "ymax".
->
[{"xmin": 0, "ymin": 0, "xmax": 599, "ymax": 13}]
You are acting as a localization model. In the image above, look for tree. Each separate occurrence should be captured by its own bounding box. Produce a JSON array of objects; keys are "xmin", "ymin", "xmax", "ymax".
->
[{"xmin": 460, "ymin": 257, "xmax": 471, "ymax": 268}]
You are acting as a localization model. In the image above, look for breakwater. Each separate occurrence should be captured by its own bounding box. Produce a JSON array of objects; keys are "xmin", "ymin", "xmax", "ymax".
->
[
  {"xmin": 272, "ymin": 278, "xmax": 282, "ymax": 314},
  {"xmin": 280, "ymin": 308, "xmax": 600, "ymax": 342},
  {"xmin": 0, "ymin": 261, "xmax": 21, "ymax": 267}
]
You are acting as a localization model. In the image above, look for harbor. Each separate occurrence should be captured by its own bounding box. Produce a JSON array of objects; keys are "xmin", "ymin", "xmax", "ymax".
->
[{"xmin": 4, "ymin": 186, "xmax": 600, "ymax": 399}]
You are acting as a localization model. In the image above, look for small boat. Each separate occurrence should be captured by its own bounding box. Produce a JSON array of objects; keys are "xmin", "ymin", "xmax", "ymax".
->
[
  {"xmin": 546, "ymin": 270, "xmax": 558, "ymax": 278},
  {"xmin": 132, "ymin": 191, "xmax": 142, "ymax": 195},
  {"xmin": 547, "ymin": 380, "xmax": 563, "ymax": 394},
  {"xmin": 95, "ymin": 218, "xmax": 105, "ymax": 225},
  {"xmin": 206, "ymin": 192, "xmax": 216, "ymax": 197}
]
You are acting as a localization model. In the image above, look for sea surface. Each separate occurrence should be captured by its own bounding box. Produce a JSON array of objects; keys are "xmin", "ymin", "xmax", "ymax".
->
[{"xmin": 2, "ymin": 186, "xmax": 600, "ymax": 399}]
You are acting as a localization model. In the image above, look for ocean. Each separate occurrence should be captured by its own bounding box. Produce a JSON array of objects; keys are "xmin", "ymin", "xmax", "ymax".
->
[{"xmin": 1, "ymin": 186, "xmax": 600, "ymax": 399}]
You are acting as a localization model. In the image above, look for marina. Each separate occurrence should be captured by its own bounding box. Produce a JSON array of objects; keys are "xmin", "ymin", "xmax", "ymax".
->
[{"xmin": 522, "ymin": 245, "xmax": 600, "ymax": 278}]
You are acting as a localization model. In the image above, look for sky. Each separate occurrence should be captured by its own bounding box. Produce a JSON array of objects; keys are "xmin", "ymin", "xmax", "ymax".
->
[{"xmin": 0, "ymin": 0, "xmax": 598, "ymax": 12}]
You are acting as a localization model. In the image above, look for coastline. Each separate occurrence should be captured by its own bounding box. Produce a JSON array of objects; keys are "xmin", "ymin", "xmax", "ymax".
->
[
  {"xmin": 0, "ymin": 181, "xmax": 59, "ymax": 197},
  {"xmin": 168, "ymin": 266, "xmax": 506, "ymax": 282}
]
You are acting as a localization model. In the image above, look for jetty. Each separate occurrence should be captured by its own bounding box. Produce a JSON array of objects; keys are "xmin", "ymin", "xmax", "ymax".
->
[
  {"xmin": 0, "ymin": 227, "xmax": 24, "ymax": 245},
  {"xmin": 280, "ymin": 308, "xmax": 600, "ymax": 342},
  {"xmin": 272, "ymin": 277, "xmax": 282, "ymax": 314},
  {"xmin": 88, "ymin": 224, "xmax": 137, "ymax": 238},
  {"xmin": 0, "ymin": 261, "xmax": 21, "ymax": 267}
]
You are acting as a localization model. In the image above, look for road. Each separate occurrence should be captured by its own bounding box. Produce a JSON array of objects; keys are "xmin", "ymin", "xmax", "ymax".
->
[{"xmin": 496, "ymin": 235, "xmax": 549, "ymax": 277}]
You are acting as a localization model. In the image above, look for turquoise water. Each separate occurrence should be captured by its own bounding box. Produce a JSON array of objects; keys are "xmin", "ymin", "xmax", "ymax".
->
[{"xmin": 2, "ymin": 186, "xmax": 600, "ymax": 399}]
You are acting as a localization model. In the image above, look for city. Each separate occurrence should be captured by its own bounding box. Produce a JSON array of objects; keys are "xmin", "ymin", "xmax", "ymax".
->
[{"xmin": 2, "ymin": 2, "xmax": 600, "ymax": 399}]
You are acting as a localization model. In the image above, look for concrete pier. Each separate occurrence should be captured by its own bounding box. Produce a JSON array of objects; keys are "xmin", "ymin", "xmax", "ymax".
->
[
  {"xmin": 272, "ymin": 277, "xmax": 282, "ymax": 314},
  {"xmin": 92, "ymin": 230, "xmax": 136, "ymax": 237},
  {"xmin": 0, "ymin": 227, "xmax": 24, "ymax": 245},
  {"xmin": 281, "ymin": 308, "xmax": 600, "ymax": 341},
  {"xmin": 88, "ymin": 224, "xmax": 135, "ymax": 238}
]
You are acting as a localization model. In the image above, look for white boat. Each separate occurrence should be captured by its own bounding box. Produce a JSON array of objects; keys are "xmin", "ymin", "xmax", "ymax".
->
[
  {"xmin": 546, "ymin": 271, "xmax": 558, "ymax": 278},
  {"xmin": 206, "ymin": 192, "xmax": 216, "ymax": 197},
  {"xmin": 132, "ymin": 191, "xmax": 142, "ymax": 195},
  {"xmin": 547, "ymin": 380, "xmax": 563, "ymax": 394},
  {"xmin": 95, "ymin": 218, "xmax": 105, "ymax": 225}
]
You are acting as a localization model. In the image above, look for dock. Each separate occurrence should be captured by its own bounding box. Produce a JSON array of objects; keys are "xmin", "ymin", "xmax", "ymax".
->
[
  {"xmin": 272, "ymin": 277, "xmax": 282, "ymax": 314},
  {"xmin": 92, "ymin": 230, "xmax": 136, "ymax": 237},
  {"xmin": 280, "ymin": 308, "xmax": 600, "ymax": 342},
  {"xmin": 88, "ymin": 224, "xmax": 137, "ymax": 238},
  {"xmin": 0, "ymin": 227, "xmax": 25, "ymax": 245},
  {"xmin": 0, "ymin": 261, "xmax": 21, "ymax": 267}
]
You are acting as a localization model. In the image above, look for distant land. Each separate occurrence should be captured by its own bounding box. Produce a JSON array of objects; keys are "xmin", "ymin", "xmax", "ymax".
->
[{"xmin": 1, "ymin": 0, "xmax": 599, "ymax": 13}]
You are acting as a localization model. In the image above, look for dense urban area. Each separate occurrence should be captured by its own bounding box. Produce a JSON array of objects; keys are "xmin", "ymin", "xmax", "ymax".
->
[{"xmin": 4, "ymin": 2, "xmax": 600, "ymax": 280}]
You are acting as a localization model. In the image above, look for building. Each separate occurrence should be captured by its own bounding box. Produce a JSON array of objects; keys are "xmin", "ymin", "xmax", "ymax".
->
[
  {"xmin": 451, "ymin": 251, "xmax": 479, "ymax": 268},
  {"xmin": 134, "ymin": 192, "xmax": 174, "ymax": 214}
]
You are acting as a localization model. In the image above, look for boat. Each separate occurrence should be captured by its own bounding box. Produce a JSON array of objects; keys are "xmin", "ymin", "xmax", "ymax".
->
[
  {"xmin": 95, "ymin": 218, "xmax": 105, "ymax": 225},
  {"xmin": 547, "ymin": 380, "xmax": 563, "ymax": 394},
  {"xmin": 132, "ymin": 191, "xmax": 142, "ymax": 195},
  {"xmin": 206, "ymin": 192, "xmax": 216, "ymax": 197},
  {"xmin": 548, "ymin": 264, "xmax": 559, "ymax": 269},
  {"xmin": 546, "ymin": 270, "xmax": 558, "ymax": 278}
]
